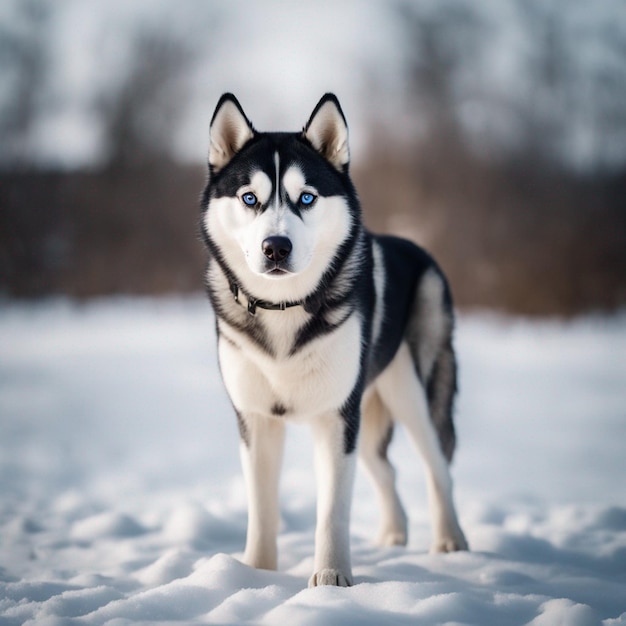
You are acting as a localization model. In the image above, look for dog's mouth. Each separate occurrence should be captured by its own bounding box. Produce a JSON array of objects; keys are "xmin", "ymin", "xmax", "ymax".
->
[
  {"xmin": 265, "ymin": 266, "xmax": 290, "ymax": 277},
  {"xmin": 260, "ymin": 236, "xmax": 294, "ymax": 277}
]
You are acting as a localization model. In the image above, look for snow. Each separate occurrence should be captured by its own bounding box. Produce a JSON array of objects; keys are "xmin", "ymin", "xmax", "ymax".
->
[{"xmin": 1, "ymin": 297, "xmax": 625, "ymax": 625}]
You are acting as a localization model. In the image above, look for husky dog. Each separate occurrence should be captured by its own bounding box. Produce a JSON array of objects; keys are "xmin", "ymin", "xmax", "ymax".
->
[{"xmin": 201, "ymin": 93, "xmax": 468, "ymax": 587}]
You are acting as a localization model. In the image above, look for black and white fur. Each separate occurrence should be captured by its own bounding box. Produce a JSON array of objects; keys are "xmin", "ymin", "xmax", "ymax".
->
[{"xmin": 201, "ymin": 93, "xmax": 468, "ymax": 588}]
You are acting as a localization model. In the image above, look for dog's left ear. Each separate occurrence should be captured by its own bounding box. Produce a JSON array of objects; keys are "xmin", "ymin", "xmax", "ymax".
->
[
  {"xmin": 303, "ymin": 94, "xmax": 349, "ymax": 171},
  {"xmin": 209, "ymin": 93, "xmax": 255, "ymax": 172}
]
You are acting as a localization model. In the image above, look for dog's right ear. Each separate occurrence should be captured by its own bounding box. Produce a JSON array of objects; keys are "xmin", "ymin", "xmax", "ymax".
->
[{"xmin": 209, "ymin": 94, "xmax": 255, "ymax": 172}]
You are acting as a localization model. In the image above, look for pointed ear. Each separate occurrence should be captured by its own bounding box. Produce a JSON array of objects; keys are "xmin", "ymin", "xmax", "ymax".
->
[
  {"xmin": 209, "ymin": 93, "xmax": 255, "ymax": 171},
  {"xmin": 303, "ymin": 93, "xmax": 350, "ymax": 170}
]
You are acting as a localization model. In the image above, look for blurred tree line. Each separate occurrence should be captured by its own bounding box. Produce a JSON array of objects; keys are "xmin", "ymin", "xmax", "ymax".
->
[
  {"xmin": 1, "ymin": 0, "xmax": 625, "ymax": 315},
  {"xmin": 359, "ymin": 1, "xmax": 626, "ymax": 314}
]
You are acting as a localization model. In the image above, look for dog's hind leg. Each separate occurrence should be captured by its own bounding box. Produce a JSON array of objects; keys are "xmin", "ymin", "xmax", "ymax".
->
[
  {"xmin": 359, "ymin": 389, "xmax": 408, "ymax": 546},
  {"xmin": 376, "ymin": 342, "xmax": 468, "ymax": 553},
  {"xmin": 239, "ymin": 414, "xmax": 285, "ymax": 570}
]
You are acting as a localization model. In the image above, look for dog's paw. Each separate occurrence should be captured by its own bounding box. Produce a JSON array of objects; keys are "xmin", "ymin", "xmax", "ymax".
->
[
  {"xmin": 377, "ymin": 529, "xmax": 408, "ymax": 547},
  {"xmin": 431, "ymin": 532, "xmax": 469, "ymax": 553},
  {"xmin": 242, "ymin": 547, "xmax": 278, "ymax": 571},
  {"xmin": 308, "ymin": 568, "xmax": 352, "ymax": 587}
]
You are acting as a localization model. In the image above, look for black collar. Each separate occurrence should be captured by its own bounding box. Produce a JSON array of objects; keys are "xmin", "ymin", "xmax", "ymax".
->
[{"xmin": 229, "ymin": 281, "xmax": 304, "ymax": 316}]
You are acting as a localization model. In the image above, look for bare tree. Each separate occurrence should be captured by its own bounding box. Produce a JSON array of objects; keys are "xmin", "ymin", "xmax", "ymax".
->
[
  {"xmin": 96, "ymin": 29, "xmax": 193, "ymax": 170},
  {"xmin": 397, "ymin": 2, "xmax": 487, "ymax": 147},
  {"xmin": 0, "ymin": 0, "xmax": 50, "ymax": 168}
]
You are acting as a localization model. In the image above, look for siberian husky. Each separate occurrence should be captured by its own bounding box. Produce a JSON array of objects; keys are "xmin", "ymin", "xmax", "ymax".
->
[{"xmin": 201, "ymin": 93, "xmax": 468, "ymax": 587}]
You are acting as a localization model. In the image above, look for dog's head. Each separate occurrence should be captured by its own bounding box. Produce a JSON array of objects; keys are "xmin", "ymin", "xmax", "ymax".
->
[{"xmin": 202, "ymin": 94, "xmax": 360, "ymax": 302}]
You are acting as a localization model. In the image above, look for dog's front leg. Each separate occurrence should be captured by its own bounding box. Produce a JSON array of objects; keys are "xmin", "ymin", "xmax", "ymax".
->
[
  {"xmin": 309, "ymin": 412, "xmax": 357, "ymax": 587},
  {"xmin": 239, "ymin": 414, "xmax": 285, "ymax": 571}
]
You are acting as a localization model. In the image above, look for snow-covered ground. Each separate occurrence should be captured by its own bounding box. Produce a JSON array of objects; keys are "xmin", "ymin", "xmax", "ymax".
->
[{"xmin": 1, "ymin": 297, "xmax": 625, "ymax": 625}]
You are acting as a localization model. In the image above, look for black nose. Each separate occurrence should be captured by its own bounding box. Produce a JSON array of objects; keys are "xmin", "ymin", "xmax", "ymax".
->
[{"xmin": 262, "ymin": 236, "xmax": 292, "ymax": 262}]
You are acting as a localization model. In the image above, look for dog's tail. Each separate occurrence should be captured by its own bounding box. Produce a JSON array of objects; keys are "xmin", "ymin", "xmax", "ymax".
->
[{"xmin": 405, "ymin": 266, "xmax": 458, "ymax": 462}]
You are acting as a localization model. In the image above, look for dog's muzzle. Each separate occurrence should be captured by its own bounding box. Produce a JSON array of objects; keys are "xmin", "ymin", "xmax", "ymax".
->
[{"xmin": 262, "ymin": 236, "xmax": 292, "ymax": 274}]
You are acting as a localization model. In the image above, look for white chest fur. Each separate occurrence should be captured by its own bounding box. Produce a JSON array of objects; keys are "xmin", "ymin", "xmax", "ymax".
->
[{"xmin": 218, "ymin": 311, "xmax": 362, "ymax": 421}]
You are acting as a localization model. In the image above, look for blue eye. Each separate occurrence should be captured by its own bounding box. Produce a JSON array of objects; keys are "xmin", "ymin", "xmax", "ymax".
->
[
  {"xmin": 300, "ymin": 192, "xmax": 316, "ymax": 206},
  {"xmin": 242, "ymin": 192, "xmax": 257, "ymax": 206}
]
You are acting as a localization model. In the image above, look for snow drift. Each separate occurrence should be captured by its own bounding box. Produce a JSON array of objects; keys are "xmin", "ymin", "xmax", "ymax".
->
[{"xmin": 0, "ymin": 298, "xmax": 625, "ymax": 624}]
